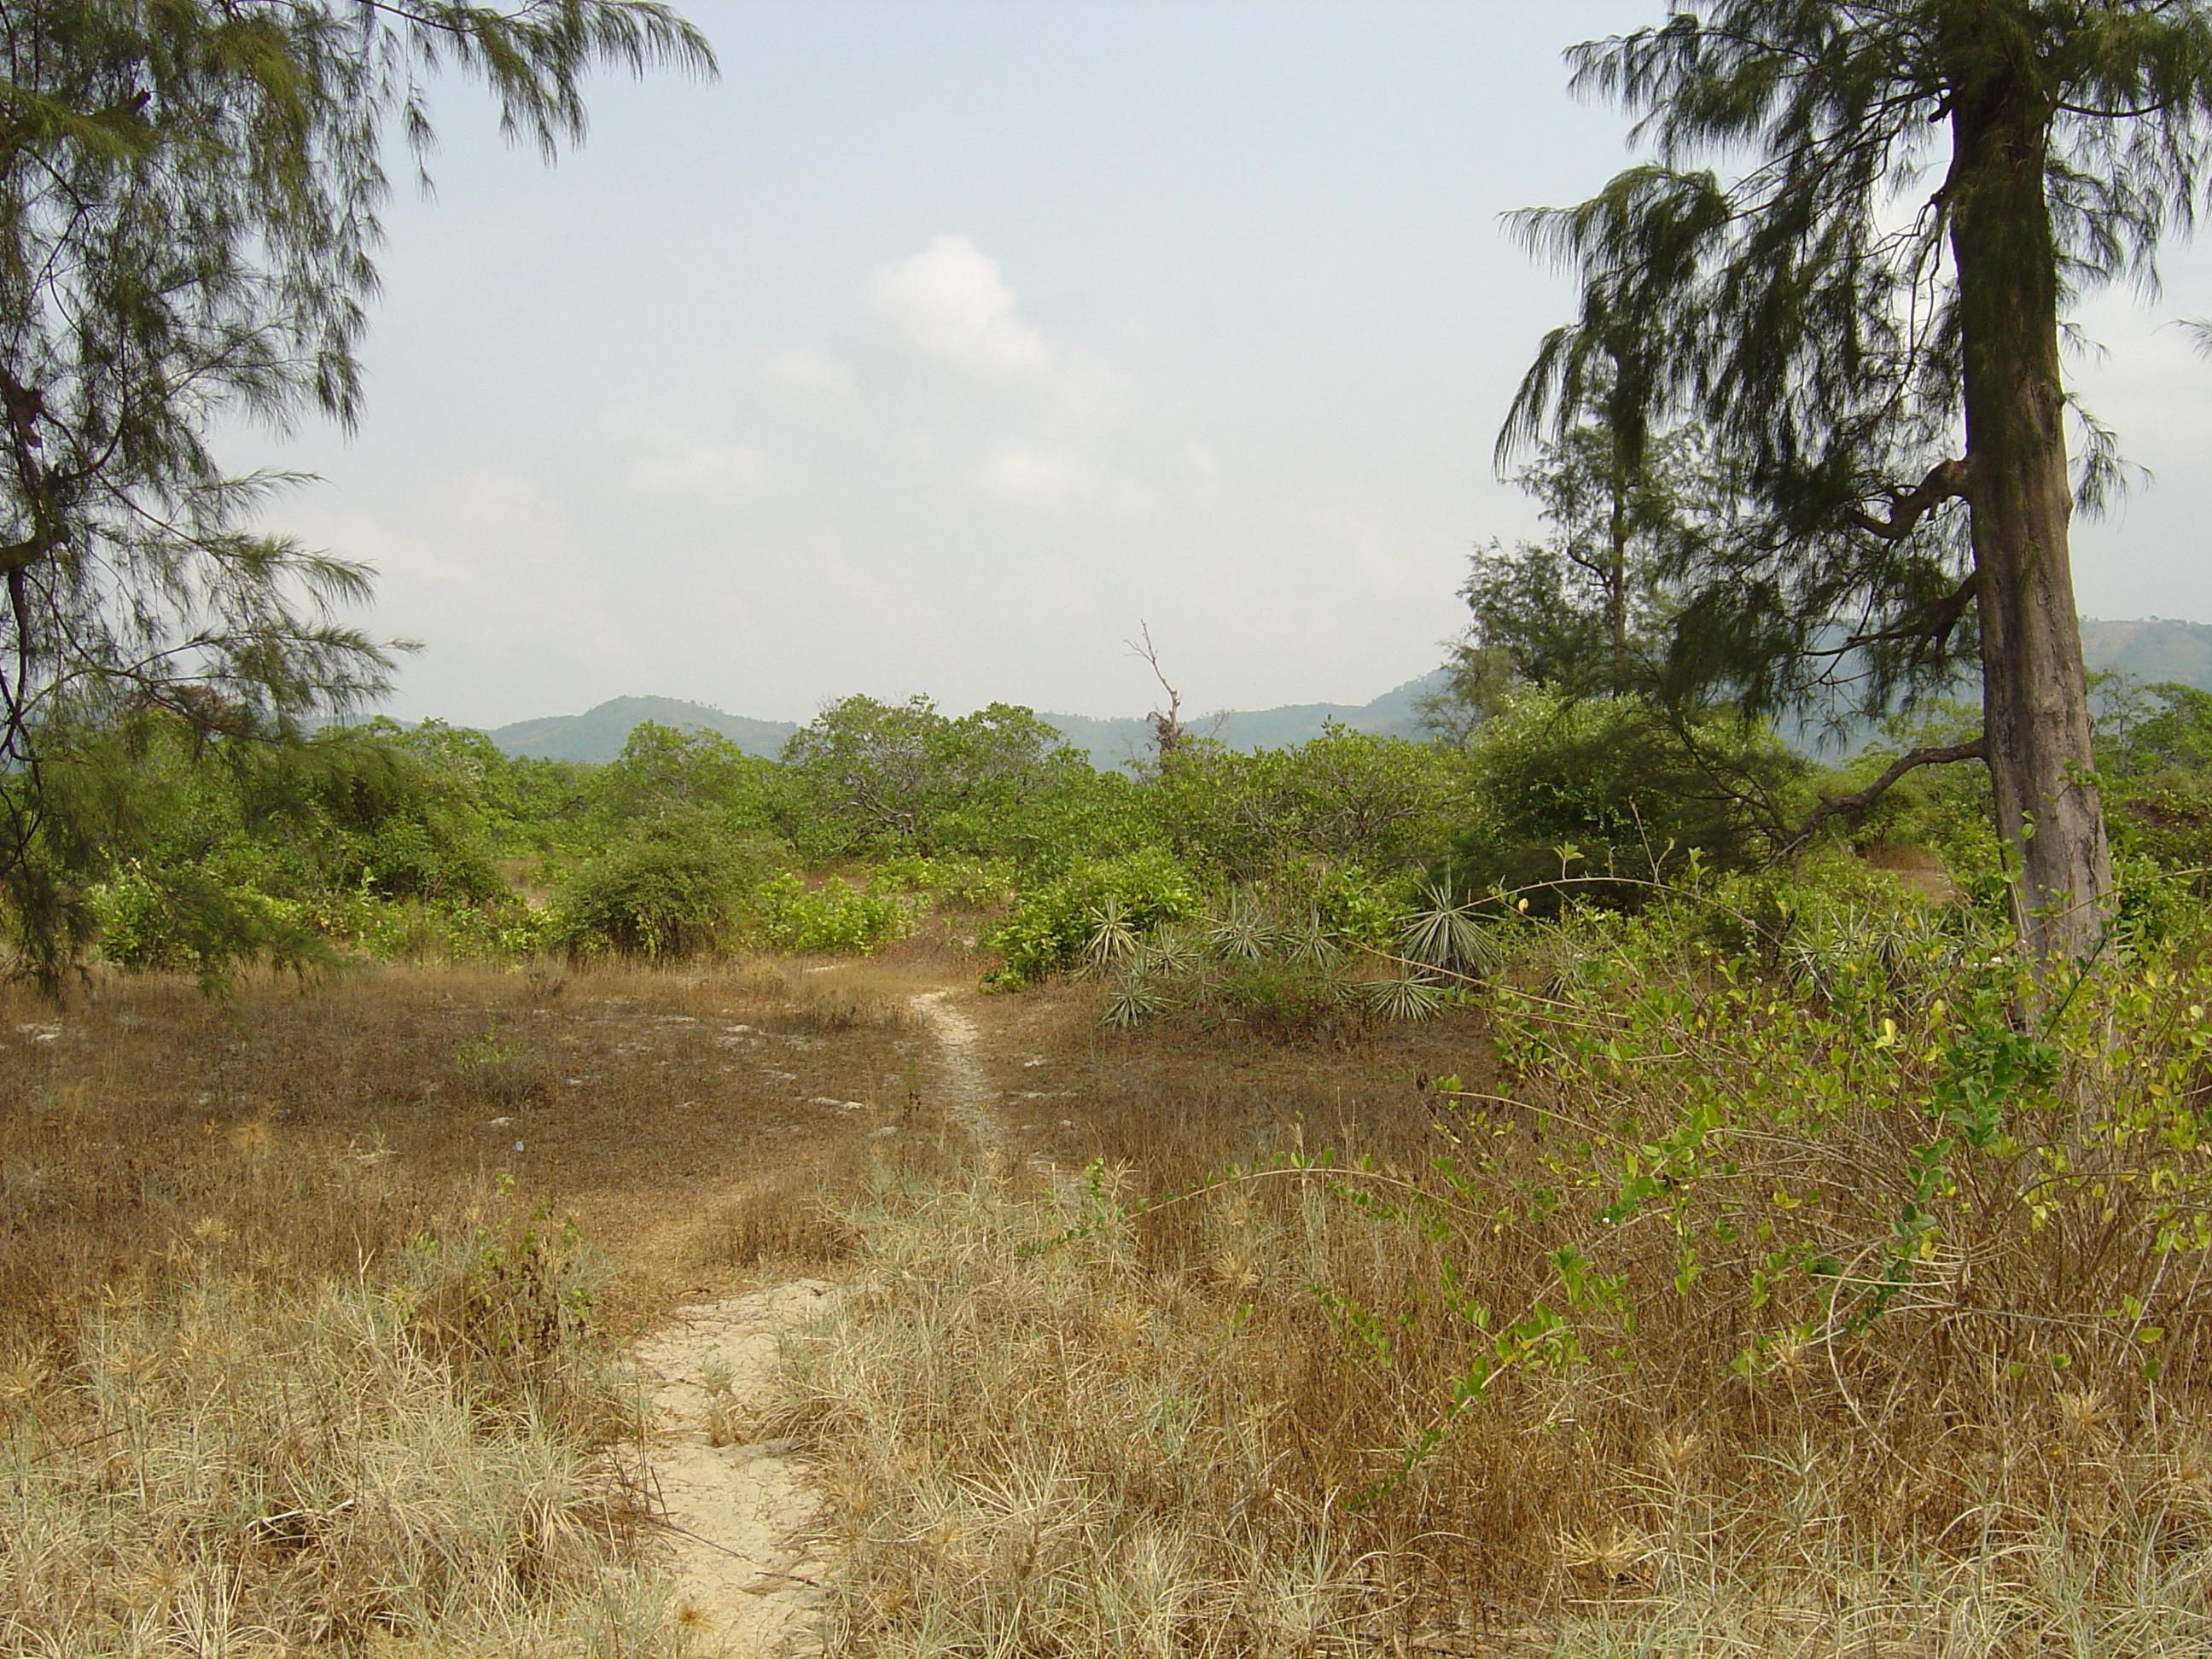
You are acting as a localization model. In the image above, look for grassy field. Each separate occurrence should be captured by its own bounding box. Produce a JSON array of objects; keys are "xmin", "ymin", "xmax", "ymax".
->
[
  {"xmin": 11, "ymin": 928, "xmax": 2212, "ymax": 1656},
  {"xmin": 0, "ymin": 953, "xmax": 944, "ymax": 1654}
]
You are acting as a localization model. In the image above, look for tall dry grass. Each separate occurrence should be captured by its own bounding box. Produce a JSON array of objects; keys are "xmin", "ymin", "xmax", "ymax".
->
[
  {"xmin": 0, "ymin": 955, "xmax": 925, "ymax": 1655},
  {"xmin": 2, "ymin": 1231, "xmax": 676, "ymax": 1655},
  {"xmin": 760, "ymin": 893, "xmax": 2212, "ymax": 1656}
]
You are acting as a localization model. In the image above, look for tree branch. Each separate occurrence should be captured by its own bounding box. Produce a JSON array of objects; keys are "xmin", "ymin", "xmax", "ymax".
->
[
  {"xmin": 1846, "ymin": 457, "xmax": 1971, "ymax": 541},
  {"xmin": 1805, "ymin": 571, "xmax": 1980, "ymax": 656},
  {"xmin": 1128, "ymin": 622, "xmax": 1187, "ymax": 758},
  {"xmin": 1778, "ymin": 735, "xmax": 1986, "ymax": 857}
]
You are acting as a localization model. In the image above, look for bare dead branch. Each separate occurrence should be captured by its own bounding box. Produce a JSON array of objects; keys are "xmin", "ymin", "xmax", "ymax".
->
[{"xmin": 1127, "ymin": 622, "xmax": 1187, "ymax": 758}]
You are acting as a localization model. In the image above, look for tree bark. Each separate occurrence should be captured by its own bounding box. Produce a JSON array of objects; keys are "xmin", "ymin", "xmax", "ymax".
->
[
  {"xmin": 1948, "ymin": 44, "xmax": 2111, "ymax": 969},
  {"xmin": 1606, "ymin": 485, "xmax": 1630, "ymax": 697}
]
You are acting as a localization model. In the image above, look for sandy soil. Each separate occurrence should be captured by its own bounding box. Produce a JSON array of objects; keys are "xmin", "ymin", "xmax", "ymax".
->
[
  {"xmin": 633, "ymin": 985, "xmax": 1008, "ymax": 1654},
  {"xmin": 632, "ymin": 1280, "xmax": 841, "ymax": 1655}
]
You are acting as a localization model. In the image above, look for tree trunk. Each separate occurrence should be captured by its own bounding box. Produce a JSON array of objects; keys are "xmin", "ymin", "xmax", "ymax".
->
[
  {"xmin": 1949, "ymin": 59, "xmax": 2112, "ymax": 969},
  {"xmin": 1605, "ymin": 487, "xmax": 1630, "ymax": 697}
]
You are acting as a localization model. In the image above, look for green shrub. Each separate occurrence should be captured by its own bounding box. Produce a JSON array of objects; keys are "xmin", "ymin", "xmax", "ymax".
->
[
  {"xmin": 754, "ymin": 871, "xmax": 911, "ymax": 955},
  {"xmin": 1449, "ymin": 692, "xmax": 1807, "ymax": 910},
  {"xmin": 779, "ymin": 695, "xmax": 1109, "ymax": 863},
  {"xmin": 1209, "ymin": 955, "xmax": 1362, "ymax": 1039},
  {"xmin": 985, "ymin": 848, "xmax": 1204, "ymax": 987},
  {"xmin": 345, "ymin": 894, "xmax": 555, "ymax": 962},
  {"xmin": 1091, "ymin": 885, "xmax": 1475, "ymax": 1038},
  {"xmin": 1147, "ymin": 727, "xmax": 1464, "ymax": 876},
  {"xmin": 89, "ymin": 864, "xmax": 326, "ymax": 990},
  {"xmin": 864, "ymin": 853, "xmax": 1016, "ymax": 910},
  {"xmin": 548, "ymin": 817, "xmax": 777, "ymax": 959}
]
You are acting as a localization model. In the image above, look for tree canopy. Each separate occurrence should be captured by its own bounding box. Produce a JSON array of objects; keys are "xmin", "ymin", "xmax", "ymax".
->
[
  {"xmin": 1507, "ymin": 2, "xmax": 2212, "ymax": 964},
  {"xmin": 0, "ymin": 0, "xmax": 710, "ymax": 983}
]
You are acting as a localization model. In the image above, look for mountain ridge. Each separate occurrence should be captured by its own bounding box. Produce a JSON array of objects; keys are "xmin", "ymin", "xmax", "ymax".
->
[
  {"xmin": 478, "ymin": 619, "xmax": 2212, "ymax": 767},
  {"xmin": 485, "ymin": 675, "xmax": 1448, "ymax": 767}
]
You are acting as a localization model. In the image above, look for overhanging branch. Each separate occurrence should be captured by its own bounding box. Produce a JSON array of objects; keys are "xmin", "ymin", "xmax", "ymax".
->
[
  {"xmin": 1778, "ymin": 735, "xmax": 1986, "ymax": 857},
  {"xmin": 1847, "ymin": 457, "xmax": 1971, "ymax": 541},
  {"xmin": 1804, "ymin": 571, "xmax": 1980, "ymax": 659}
]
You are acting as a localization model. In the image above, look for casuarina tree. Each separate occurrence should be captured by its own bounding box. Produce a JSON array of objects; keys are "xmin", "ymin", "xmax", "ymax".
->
[
  {"xmin": 1506, "ymin": 3, "xmax": 2212, "ymax": 967},
  {"xmin": 0, "ymin": 0, "xmax": 711, "ymax": 981}
]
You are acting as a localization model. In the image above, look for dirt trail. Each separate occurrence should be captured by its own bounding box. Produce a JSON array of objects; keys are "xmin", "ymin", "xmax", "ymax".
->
[
  {"xmin": 908, "ymin": 988, "xmax": 1004, "ymax": 1147},
  {"xmin": 633, "ymin": 1280, "xmax": 839, "ymax": 1653},
  {"xmin": 634, "ymin": 981, "xmax": 1004, "ymax": 1653}
]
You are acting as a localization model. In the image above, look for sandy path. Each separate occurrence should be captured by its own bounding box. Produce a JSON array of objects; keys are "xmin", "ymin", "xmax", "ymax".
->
[
  {"xmin": 908, "ymin": 988, "xmax": 1004, "ymax": 1147},
  {"xmin": 633, "ymin": 1281, "xmax": 839, "ymax": 1654},
  {"xmin": 633, "ymin": 984, "xmax": 1006, "ymax": 1652}
]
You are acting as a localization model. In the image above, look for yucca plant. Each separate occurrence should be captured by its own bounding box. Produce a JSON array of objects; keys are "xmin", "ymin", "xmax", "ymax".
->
[
  {"xmin": 1359, "ymin": 969, "xmax": 1448, "ymax": 1023},
  {"xmin": 1205, "ymin": 891, "xmax": 1285, "ymax": 961},
  {"xmin": 1139, "ymin": 923, "xmax": 1209, "ymax": 981},
  {"xmin": 1397, "ymin": 882, "xmax": 1501, "ymax": 980},
  {"xmin": 1097, "ymin": 888, "xmax": 1450, "ymax": 1038},
  {"xmin": 1080, "ymin": 893, "xmax": 1144, "ymax": 973},
  {"xmin": 1102, "ymin": 969, "xmax": 1173, "ymax": 1029},
  {"xmin": 1282, "ymin": 909, "xmax": 1347, "ymax": 969}
]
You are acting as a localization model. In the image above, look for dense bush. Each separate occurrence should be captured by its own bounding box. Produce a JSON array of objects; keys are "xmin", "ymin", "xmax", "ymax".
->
[
  {"xmin": 593, "ymin": 721, "xmax": 782, "ymax": 835},
  {"xmin": 1149, "ymin": 725, "xmax": 1463, "ymax": 876},
  {"xmin": 1448, "ymin": 692, "xmax": 1808, "ymax": 909},
  {"xmin": 778, "ymin": 695, "xmax": 1126, "ymax": 864},
  {"xmin": 90, "ymin": 864, "xmax": 323, "ymax": 990},
  {"xmin": 70, "ymin": 656, "xmax": 2212, "ymax": 987},
  {"xmin": 1086, "ymin": 882, "xmax": 1487, "ymax": 1038},
  {"xmin": 864, "ymin": 853, "xmax": 1016, "ymax": 910},
  {"xmin": 985, "ymin": 847, "xmax": 1205, "ymax": 987},
  {"xmin": 547, "ymin": 814, "xmax": 777, "ymax": 959},
  {"xmin": 754, "ymin": 871, "xmax": 911, "ymax": 955}
]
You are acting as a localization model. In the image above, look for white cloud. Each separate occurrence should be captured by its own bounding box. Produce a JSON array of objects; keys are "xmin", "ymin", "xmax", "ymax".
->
[
  {"xmin": 620, "ymin": 422, "xmax": 774, "ymax": 497},
  {"xmin": 760, "ymin": 345, "xmax": 856, "ymax": 406},
  {"xmin": 275, "ymin": 506, "xmax": 467, "ymax": 587},
  {"xmin": 868, "ymin": 235, "xmax": 1052, "ymax": 381},
  {"xmin": 973, "ymin": 445, "xmax": 1092, "ymax": 507}
]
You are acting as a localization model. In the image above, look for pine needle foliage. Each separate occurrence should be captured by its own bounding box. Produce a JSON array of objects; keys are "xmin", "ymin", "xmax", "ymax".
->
[
  {"xmin": 0, "ymin": 0, "xmax": 712, "ymax": 985},
  {"xmin": 1507, "ymin": 3, "xmax": 2212, "ymax": 961}
]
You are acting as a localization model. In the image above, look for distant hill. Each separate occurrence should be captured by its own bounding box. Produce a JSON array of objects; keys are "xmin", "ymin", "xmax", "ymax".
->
[
  {"xmin": 481, "ymin": 673, "xmax": 1452, "ymax": 768},
  {"xmin": 473, "ymin": 626, "xmax": 2212, "ymax": 769},
  {"xmin": 489, "ymin": 696, "xmax": 797, "ymax": 763},
  {"xmin": 2081, "ymin": 618, "xmax": 2212, "ymax": 690},
  {"xmin": 1039, "ymin": 672, "xmax": 1447, "ymax": 769}
]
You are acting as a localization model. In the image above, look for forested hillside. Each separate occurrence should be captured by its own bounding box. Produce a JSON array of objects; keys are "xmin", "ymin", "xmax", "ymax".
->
[
  {"xmin": 487, "ymin": 673, "xmax": 1449, "ymax": 768},
  {"xmin": 482, "ymin": 620, "xmax": 2212, "ymax": 772}
]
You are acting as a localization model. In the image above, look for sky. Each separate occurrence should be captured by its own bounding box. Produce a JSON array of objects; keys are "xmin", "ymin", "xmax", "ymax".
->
[{"xmin": 243, "ymin": 0, "xmax": 2212, "ymax": 731}]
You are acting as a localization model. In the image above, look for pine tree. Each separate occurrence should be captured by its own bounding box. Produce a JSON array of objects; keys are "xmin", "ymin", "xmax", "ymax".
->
[
  {"xmin": 0, "ymin": 0, "xmax": 710, "ymax": 982},
  {"xmin": 1507, "ymin": 3, "xmax": 2212, "ymax": 966}
]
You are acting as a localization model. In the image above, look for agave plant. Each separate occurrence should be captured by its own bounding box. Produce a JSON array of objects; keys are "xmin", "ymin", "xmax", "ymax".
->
[
  {"xmin": 1080, "ymin": 894, "xmax": 1144, "ymax": 974},
  {"xmin": 1281, "ymin": 909, "xmax": 1346, "ymax": 969},
  {"xmin": 1140, "ymin": 921, "xmax": 1208, "ymax": 980},
  {"xmin": 1780, "ymin": 893, "xmax": 1970, "ymax": 1007},
  {"xmin": 1102, "ymin": 969, "xmax": 1173, "ymax": 1028},
  {"xmin": 1208, "ymin": 890, "xmax": 1293, "ymax": 961},
  {"xmin": 1399, "ymin": 882, "xmax": 1502, "ymax": 979},
  {"xmin": 1359, "ymin": 969, "xmax": 1447, "ymax": 1022}
]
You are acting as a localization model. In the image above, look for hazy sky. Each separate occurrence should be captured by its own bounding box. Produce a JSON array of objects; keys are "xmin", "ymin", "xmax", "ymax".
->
[{"xmin": 245, "ymin": 1, "xmax": 2212, "ymax": 730}]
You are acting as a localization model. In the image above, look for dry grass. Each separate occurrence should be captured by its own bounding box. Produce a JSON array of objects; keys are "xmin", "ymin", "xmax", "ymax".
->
[
  {"xmin": 26, "ymin": 928, "xmax": 2212, "ymax": 1655},
  {"xmin": 753, "ymin": 949, "xmax": 2212, "ymax": 1656},
  {"xmin": 0, "ymin": 953, "xmax": 940, "ymax": 1655},
  {"xmin": 0, "ymin": 955, "xmax": 932, "ymax": 1330},
  {"xmin": 3, "ymin": 1243, "xmax": 675, "ymax": 1655},
  {"xmin": 775, "ymin": 1162, "xmax": 2212, "ymax": 1656}
]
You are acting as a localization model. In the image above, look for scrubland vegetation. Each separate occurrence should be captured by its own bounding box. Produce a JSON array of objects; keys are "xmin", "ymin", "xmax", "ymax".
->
[
  {"xmin": 14, "ymin": 667, "xmax": 2212, "ymax": 1654},
  {"xmin": 17, "ymin": 0, "xmax": 2212, "ymax": 1649},
  {"xmin": 786, "ymin": 876, "xmax": 2212, "ymax": 1656}
]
